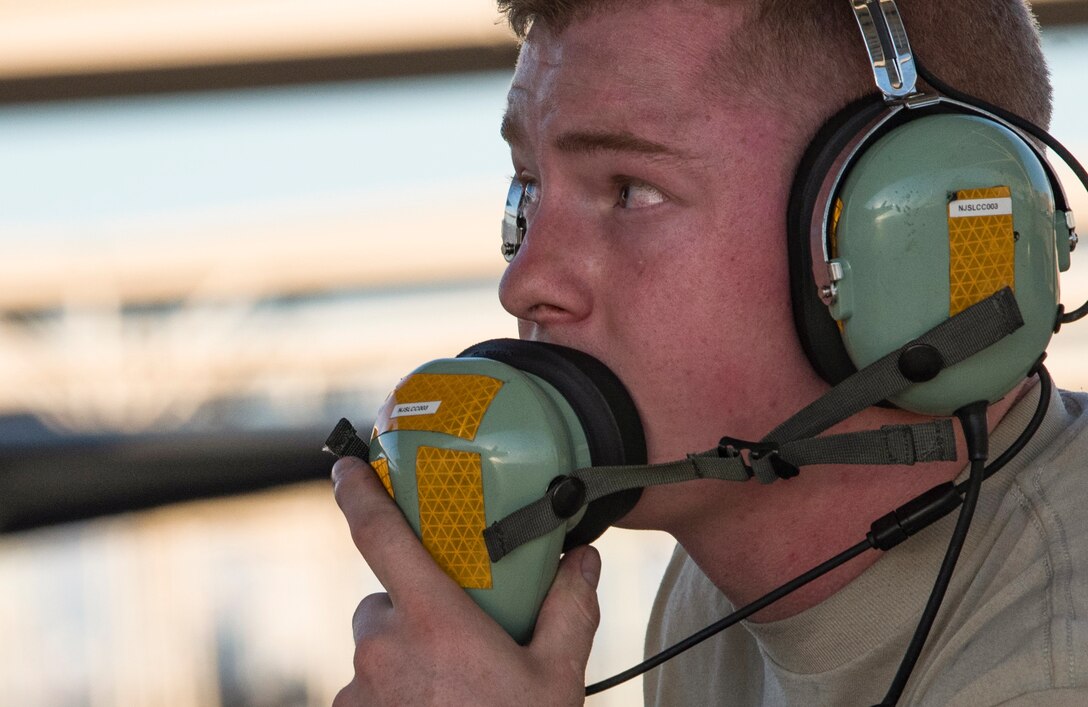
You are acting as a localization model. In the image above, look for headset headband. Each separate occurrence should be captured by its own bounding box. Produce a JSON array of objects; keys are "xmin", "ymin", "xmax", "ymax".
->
[{"xmin": 851, "ymin": 0, "xmax": 917, "ymax": 98}]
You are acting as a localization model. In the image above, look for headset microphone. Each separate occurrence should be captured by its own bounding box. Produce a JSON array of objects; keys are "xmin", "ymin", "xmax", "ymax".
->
[{"xmin": 327, "ymin": 339, "xmax": 646, "ymax": 644}]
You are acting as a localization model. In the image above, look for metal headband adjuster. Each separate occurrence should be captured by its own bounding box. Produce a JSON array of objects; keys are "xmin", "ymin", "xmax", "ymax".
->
[{"xmin": 851, "ymin": 0, "xmax": 918, "ymax": 99}]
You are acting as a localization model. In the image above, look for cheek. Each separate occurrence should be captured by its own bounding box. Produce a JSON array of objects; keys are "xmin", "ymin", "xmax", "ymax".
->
[
  {"xmin": 597, "ymin": 249, "xmax": 745, "ymax": 385},
  {"xmin": 604, "ymin": 222, "xmax": 789, "ymax": 338},
  {"xmin": 595, "ymin": 216, "xmax": 803, "ymax": 453}
]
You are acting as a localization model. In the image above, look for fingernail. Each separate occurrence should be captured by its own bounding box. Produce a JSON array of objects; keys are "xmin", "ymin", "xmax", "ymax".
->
[
  {"xmin": 580, "ymin": 546, "xmax": 601, "ymax": 589},
  {"xmin": 330, "ymin": 457, "xmax": 358, "ymax": 483}
]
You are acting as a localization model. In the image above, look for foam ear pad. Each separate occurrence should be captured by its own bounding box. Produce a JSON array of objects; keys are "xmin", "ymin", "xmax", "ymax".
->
[
  {"xmin": 458, "ymin": 338, "xmax": 646, "ymax": 550},
  {"xmin": 787, "ymin": 94, "xmax": 893, "ymax": 386}
]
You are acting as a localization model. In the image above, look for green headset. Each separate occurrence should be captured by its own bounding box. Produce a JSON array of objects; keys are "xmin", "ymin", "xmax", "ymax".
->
[
  {"xmin": 786, "ymin": 0, "xmax": 1077, "ymax": 416},
  {"xmin": 787, "ymin": 88, "xmax": 1074, "ymax": 417},
  {"xmin": 330, "ymin": 1, "xmax": 1086, "ymax": 697}
]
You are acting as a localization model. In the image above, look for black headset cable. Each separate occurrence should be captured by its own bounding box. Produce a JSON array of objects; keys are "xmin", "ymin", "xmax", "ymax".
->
[
  {"xmin": 875, "ymin": 401, "xmax": 989, "ymax": 706},
  {"xmin": 584, "ymin": 537, "xmax": 872, "ymax": 696},
  {"xmin": 585, "ymin": 367, "xmax": 1051, "ymax": 698},
  {"xmin": 875, "ymin": 364, "xmax": 1052, "ymax": 705}
]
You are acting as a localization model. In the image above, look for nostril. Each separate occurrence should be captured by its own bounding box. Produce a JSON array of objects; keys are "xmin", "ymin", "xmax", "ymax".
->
[{"xmin": 526, "ymin": 303, "xmax": 569, "ymax": 321}]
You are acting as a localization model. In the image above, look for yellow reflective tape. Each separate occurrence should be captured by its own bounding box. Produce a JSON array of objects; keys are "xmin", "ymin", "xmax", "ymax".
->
[
  {"xmin": 831, "ymin": 198, "xmax": 848, "ymax": 334},
  {"xmin": 370, "ymin": 457, "xmax": 394, "ymax": 499},
  {"xmin": 415, "ymin": 446, "xmax": 492, "ymax": 590},
  {"xmin": 830, "ymin": 197, "xmax": 844, "ymax": 257},
  {"xmin": 948, "ymin": 186, "xmax": 1015, "ymax": 316},
  {"xmin": 374, "ymin": 373, "xmax": 503, "ymax": 441}
]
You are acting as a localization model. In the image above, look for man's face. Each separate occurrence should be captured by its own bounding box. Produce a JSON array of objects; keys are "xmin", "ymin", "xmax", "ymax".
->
[{"xmin": 498, "ymin": 2, "xmax": 829, "ymax": 525}]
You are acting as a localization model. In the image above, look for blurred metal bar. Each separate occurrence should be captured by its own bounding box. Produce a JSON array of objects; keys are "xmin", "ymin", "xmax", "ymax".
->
[
  {"xmin": 1034, "ymin": 0, "xmax": 1088, "ymax": 26},
  {"xmin": 0, "ymin": 420, "xmax": 350, "ymax": 534},
  {"xmin": 0, "ymin": 44, "xmax": 518, "ymax": 105},
  {"xmin": 0, "ymin": 3, "xmax": 1081, "ymax": 106}
]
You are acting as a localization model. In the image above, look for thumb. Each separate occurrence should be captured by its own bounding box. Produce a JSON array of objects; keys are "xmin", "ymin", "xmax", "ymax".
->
[{"xmin": 529, "ymin": 544, "xmax": 602, "ymax": 679}]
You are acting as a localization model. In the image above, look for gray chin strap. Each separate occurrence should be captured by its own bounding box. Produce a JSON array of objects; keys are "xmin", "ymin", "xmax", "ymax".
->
[{"xmin": 483, "ymin": 288, "xmax": 1024, "ymax": 563}]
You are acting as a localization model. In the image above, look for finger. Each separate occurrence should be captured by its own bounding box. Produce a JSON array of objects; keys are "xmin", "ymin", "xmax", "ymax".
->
[
  {"xmin": 332, "ymin": 684, "xmax": 355, "ymax": 707},
  {"xmin": 332, "ymin": 456, "xmax": 463, "ymax": 605},
  {"xmin": 352, "ymin": 592, "xmax": 394, "ymax": 644},
  {"xmin": 529, "ymin": 544, "xmax": 602, "ymax": 681}
]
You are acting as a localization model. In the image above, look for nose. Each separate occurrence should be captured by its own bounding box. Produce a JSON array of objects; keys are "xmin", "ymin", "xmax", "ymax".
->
[{"xmin": 498, "ymin": 194, "xmax": 595, "ymax": 328}]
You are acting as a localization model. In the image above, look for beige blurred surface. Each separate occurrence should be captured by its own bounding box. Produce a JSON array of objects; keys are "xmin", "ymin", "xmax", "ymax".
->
[{"xmin": 0, "ymin": 0, "xmax": 513, "ymax": 78}]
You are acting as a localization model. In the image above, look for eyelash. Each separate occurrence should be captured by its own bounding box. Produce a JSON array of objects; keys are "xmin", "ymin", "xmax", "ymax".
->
[
  {"xmin": 511, "ymin": 173, "xmax": 537, "ymax": 191},
  {"xmin": 510, "ymin": 174, "xmax": 666, "ymax": 211}
]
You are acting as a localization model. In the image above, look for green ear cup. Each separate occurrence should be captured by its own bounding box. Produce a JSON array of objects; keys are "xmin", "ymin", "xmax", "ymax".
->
[
  {"xmin": 830, "ymin": 114, "xmax": 1060, "ymax": 415},
  {"xmin": 367, "ymin": 340, "xmax": 644, "ymax": 644},
  {"xmin": 368, "ymin": 356, "xmax": 589, "ymax": 643}
]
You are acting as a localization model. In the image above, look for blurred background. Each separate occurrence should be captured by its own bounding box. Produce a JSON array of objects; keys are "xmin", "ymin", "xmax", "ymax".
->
[{"xmin": 0, "ymin": 1, "xmax": 1085, "ymax": 705}]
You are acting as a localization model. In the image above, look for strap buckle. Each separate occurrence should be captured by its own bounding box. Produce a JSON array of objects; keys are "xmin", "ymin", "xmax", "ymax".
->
[{"xmin": 717, "ymin": 436, "xmax": 800, "ymax": 480}]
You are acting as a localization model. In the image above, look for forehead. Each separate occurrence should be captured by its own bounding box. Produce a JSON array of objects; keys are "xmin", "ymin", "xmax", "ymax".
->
[{"xmin": 504, "ymin": 2, "xmax": 749, "ymax": 138}]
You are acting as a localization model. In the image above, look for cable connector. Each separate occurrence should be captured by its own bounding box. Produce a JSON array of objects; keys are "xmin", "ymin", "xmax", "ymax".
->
[
  {"xmin": 868, "ymin": 482, "xmax": 962, "ymax": 551},
  {"xmin": 322, "ymin": 418, "xmax": 370, "ymax": 460},
  {"xmin": 954, "ymin": 400, "xmax": 989, "ymax": 462}
]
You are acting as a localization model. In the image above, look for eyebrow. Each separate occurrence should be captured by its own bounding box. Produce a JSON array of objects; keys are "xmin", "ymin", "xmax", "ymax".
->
[
  {"xmin": 500, "ymin": 112, "xmax": 689, "ymax": 160},
  {"xmin": 554, "ymin": 130, "xmax": 687, "ymax": 159},
  {"xmin": 499, "ymin": 112, "xmax": 524, "ymax": 146}
]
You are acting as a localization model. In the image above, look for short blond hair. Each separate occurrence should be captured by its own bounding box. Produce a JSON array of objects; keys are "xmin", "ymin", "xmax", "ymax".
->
[{"xmin": 497, "ymin": 0, "xmax": 1053, "ymax": 129}]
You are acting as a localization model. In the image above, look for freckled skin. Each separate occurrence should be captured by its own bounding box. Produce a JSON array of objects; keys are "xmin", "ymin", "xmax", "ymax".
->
[
  {"xmin": 501, "ymin": 5, "xmax": 819, "ymax": 459},
  {"xmin": 497, "ymin": 2, "xmax": 1021, "ymax": 619}
]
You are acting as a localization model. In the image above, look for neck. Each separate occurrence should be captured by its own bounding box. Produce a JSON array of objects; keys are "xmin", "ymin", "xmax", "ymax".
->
[{"xmin": 637, "ymin": 387, "xmax": 1025, "ymax": 623}]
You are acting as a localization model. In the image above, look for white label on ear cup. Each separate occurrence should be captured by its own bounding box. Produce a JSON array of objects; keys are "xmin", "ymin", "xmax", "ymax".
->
[
  {"xmin": 392, "ymin": 401, "xmax": 442, "ymax": 418},
  {"xmin": 948, "ymin": 196, "xmax": 1012, "ymax": 217}
]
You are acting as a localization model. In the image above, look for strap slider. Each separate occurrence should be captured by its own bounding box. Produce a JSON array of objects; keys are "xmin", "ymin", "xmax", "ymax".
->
[
  {"xmin": 717, "ymin": 437, "xmax": 799, "ymax": 480},
  {"xmin": 718, "ymin": 435, "xmax": 769, "ymax": 459}
]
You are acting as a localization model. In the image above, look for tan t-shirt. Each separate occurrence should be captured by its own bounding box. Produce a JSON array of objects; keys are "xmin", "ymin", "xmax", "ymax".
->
[{"xmin": 645, "ymin": 387, "xmax": 1088, "ymax": 706}]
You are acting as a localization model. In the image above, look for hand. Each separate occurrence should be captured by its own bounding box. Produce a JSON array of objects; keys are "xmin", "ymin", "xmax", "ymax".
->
[{"xmin": 331, "ymin": 456, "xmax": 602, "ymax": 706}]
